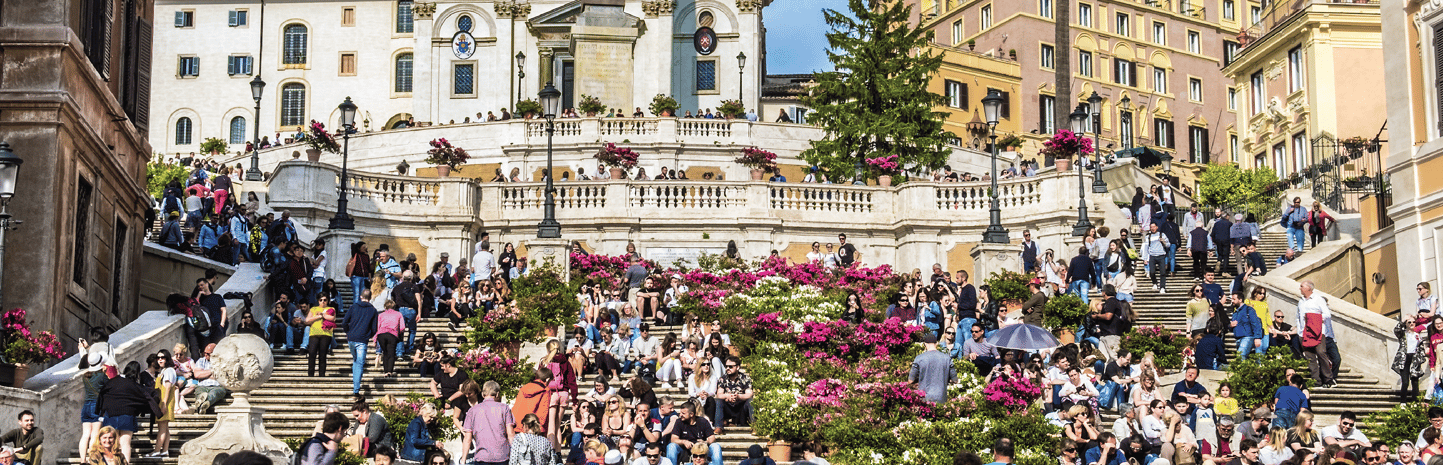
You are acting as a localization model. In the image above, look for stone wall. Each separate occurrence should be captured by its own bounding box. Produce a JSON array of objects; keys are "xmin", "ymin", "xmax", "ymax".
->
[{"xmin": 141, "ymin": 243, "xmax": 236, "ymax": 312}]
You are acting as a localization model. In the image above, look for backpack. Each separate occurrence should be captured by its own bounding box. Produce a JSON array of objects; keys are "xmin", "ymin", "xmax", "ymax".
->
[
  {"xmin": 291, "ymin": 436, "xmax": 325, "ymax": 465},
  {"xmin": 184, "ymin": 300, "xmax": 211, "ymax": 333}
]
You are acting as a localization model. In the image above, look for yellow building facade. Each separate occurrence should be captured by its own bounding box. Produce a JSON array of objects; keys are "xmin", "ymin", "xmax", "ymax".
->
[
  {"xmin": 926, "ymin": 44, "xmax": 1024, "ymax": 152},
  {"xmin": 1222, "ymin": 0, "xmax": 1384, "ymax": 175}
]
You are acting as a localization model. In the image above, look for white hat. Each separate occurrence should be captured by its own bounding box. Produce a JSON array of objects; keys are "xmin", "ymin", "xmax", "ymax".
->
[
  {"xmin": 84, "ymin": 353, "xmax": 105, "ymax": 372},
  {"xmin": 604, "ymin": 450, "xmax": 624, "ymax": 465}
]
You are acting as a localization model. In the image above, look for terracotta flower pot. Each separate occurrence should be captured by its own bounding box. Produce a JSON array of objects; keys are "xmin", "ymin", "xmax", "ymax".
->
[
  {"xmin": 878, "ymin": 175, "xmax": 893, "ymax": 187},
  {"xmin": 1056, "ymin": 327, "xmax": 1076, "ymax": 345},
  {"xmin": 10, "ymin": 363, "xmax": 27, "ymax": 388},
  {"xmin": 306, "ymin": 149, "xmax": 322, "ymax": 162},
  {"xmin": 437, "ymin": 165, "xmax": 451, "ymax": 177},
  {"xmin": 767, "ymin": 441, "xmax": 792, "ymax": 463},
  {"xmin": 610, "ymin": 167, "xmax": 625, "ymax": 180},
  {"xmin": 750, "ymin": 169, "xmax": 765, "ymax": 181},
  {"xmin": 1055, "ymin": 157, "xmax": 1071, "ymax": 172},
  {"xmin": 545, "ymin": 326, "xmax": 558, "ymax": 338}
]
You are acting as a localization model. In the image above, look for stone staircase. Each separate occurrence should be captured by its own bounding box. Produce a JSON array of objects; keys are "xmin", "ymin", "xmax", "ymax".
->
[
  {"xmin": 1098, "ymin": 229, "xmax": 1398, "ymax": 427},
  {"xmin": 66, "ymin": 281, "xmax": 769, "ymax": 464}
]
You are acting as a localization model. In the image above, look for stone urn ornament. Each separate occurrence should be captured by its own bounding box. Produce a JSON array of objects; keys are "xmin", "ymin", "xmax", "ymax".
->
[{"xmin": 179, "ymin": 334, "xmax": 290, "ymax": 465}]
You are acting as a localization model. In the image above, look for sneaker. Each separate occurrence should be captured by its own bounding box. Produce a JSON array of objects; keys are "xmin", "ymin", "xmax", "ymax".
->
[{"xmin": 1159, "ymin": 288, "xmax": 1167, "ymax": 294}]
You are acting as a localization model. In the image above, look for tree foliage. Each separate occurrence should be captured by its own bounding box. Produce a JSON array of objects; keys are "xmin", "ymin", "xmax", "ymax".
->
[
  {"xmin": 1365, "ymin": 401, "xmax": 1431, "ymax": 448},
  {"xmin": 146, "ymin": 161, "xmax": 189, "ymax": 198},
  {"xmin": 1197, "ymin": 164, "xmax": 1280, "ymax": 219},
  {"xmin": 801, "ymin": 0, "xmax": 954, "ymax": 181},
  {"xmin": 1218, "ymin": 347, "xmax": 1308, "ymax": 411}
]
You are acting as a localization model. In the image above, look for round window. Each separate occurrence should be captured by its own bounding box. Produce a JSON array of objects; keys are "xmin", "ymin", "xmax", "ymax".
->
[
  {"xmin": 698, "ymin": 10, "xmax": 714, "ymax": 28},
  {"xmin": 458, "ymin": 15, "xmax": 473, "ymax": 32}
]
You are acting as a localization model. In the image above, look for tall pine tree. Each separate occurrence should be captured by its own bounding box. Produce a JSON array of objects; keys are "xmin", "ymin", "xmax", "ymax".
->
[{"xmin": 801, "ymin": 0, "xmax": 954, "ymax": 182}]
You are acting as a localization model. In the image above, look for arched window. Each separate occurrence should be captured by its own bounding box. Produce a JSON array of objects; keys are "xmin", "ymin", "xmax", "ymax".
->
[
  {"xmin": 175, "ymin": 117, "xmax": 193, "ymax": 145},
  {"xmin": 282, "ymin": 24, "xmax": 308, "ymax": 65},
  {"xmin": 395, "ymin": 53, "xmax": 414, "ymax": 93},
  {"xmin": 281, "ymin": 83, "xmax": 306, "ymax": 127},
  {"xmin": 458, "ymin": 15, "xmax": 473, "ymax": 32},
  {"xmin": 396, "ymin": 1, "xmax": 414, "ymax": 33},
  {"xmin": 229, "ymin": 116, "xmax": 247, "ymax": 144}
]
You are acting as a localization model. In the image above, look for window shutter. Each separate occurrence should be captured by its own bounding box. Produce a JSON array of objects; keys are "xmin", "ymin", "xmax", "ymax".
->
[
  {"xmin": 190, "ymin": 57, "xmax": 199, "ymax": 76},
  {"xmin": 1201, "ymin": 128, "xmax": 1210, "ymax": 163},
  {"xmin": 961, "ymin": 83, "xmax": 969, "ymax": 109},
  {"xmin": 1039, "ymin": 97, "xmax": 1048, "ymax": 133},
  {"xmin": 134, "ymin": 19, "xmax": 151, "ymax": 129},
  {"xmin": 1435, "ymin": 24, "xmax": 1443, "ymax": 134},
  {"xmin": 1130, "ymin": 63, "xmax": 1138, "ymax": 87},
  {"xmin": 1001, "ymin": 91, "xmax": 1011, "ymax": 118},
  {"xmin": 229, "ymin": 11, "xmax": 237, "ymax": 26},
  {"xmin": 175, "ymin": 11, "xmax": 184, "ymax": 27},
  {"xmin": 228, "ymin": 56, "xmax": 236, "ymax": 75},
  {"xmin": 245, "ymin": 56, "xmax": 253, "ymax": 74}
]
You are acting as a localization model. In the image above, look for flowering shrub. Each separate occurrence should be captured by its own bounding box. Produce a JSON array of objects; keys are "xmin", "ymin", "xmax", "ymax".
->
[
  {"xmin": 864, "ymin": 154, "xmax": 902, "ymax": 176},
  {"xmin": 982, "ymin": 374, "xmax": 1044, "ymax": 413},
  {"xmin": 718, "ymin": 99, "xmax": 745, "ymax": 118},
  {"xmin": 1040, "ymin": 129, "xmax": 1094, "ymax": 160},
  {"xmin": 457, "ymin": 350, "xmax": 532, "ymax": 399},
  {"xmin": 649, "ymin": 94, "xmax": 680, "ymax": 116},
  {"xmin": 734, "ymin": 147, "xmax": 778, "ymax": 171},
  {"xmin": 377, "ymin": 393, "xmax": 459, "ymax": 447},
  {"xmin": 1119, "ymin": 325, "xmax": 1191, "ymax": 369},
  {"xmin": 305, "ymin": 121, "xmax": 342, "ymax": 154},
  {"xmin": 1, "ymin": 309, "xmax": 63, "ymax": 365},
  {"xmin": 424, "ymin": 138, "xmax": 470, "ymax": 169},
  {"xmin": 578, "ymin": 94, "xmax": 606, "ymax": 115},
  {"xmin": 464, "ymin": 301, "xmax": 540, "ymax": 349},
  {"xmin": 594, "ymin": 143, "xmax": 640, "ymax": 170}
]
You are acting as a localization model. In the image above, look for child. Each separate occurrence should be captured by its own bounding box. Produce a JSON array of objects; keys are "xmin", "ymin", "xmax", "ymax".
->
[{"xmin": 1214, "ymin": 383, "xmax": 1240, "ymax": 423}]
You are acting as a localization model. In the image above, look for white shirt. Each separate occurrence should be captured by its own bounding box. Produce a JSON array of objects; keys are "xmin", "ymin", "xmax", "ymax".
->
[
  {"xmin": 1320, "ymin": 425, "xmax": 1371, "ymax": 446},
  {"xmin": 472, "ymin": 250, "xmax": 496, "ymax": 282},
  {"xmin": 1296, "ymin": 293, "xmax": 1334, "ymax": 338},
  {"xmin": 633, "ymin": 458, "xmax": 674, "ymax": 465},
  {"xmin": 632, "ymin": 335, "xmax": 660, "ymax": 360},
  {"xmin": 822, "ymin": 252, "xmax": 839, "ymax": 268},
  {"xmin": 806, "ymin": 251, "xmax": 823, "ymax": 263},
  {"xmin": 312, "ymin": 250, "xmax": 327, "ymax": 280},
  {"xmin": 1139, "ymin": 415, "xmax": 1166, "ymax": 442}
]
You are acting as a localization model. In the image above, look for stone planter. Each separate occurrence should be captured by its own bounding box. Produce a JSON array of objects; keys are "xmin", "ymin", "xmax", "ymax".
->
[
  {"xmin": 750, "ymin": 169, "xmax": 766, "ymax": 181},
  {"xmin": 610, "ymin": 167, "xmax": 625, "ymax": 180},
  {"xmin": 306, "ymin": 149, "xmax": 322, "ymax": 162},
  {"xmin": 437, "ymin": 165, "xmax": 451, "ymax": 177},
  {"xmin": 878, "ymin": 175, "xmax": 893, "ymax": 187}
]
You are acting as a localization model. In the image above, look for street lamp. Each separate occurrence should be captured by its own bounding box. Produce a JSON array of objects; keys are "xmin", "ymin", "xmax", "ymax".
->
[
  {"xmin": 1088, "ymin": 91, "xmax": 1107, "ymax": 194},
  {"xmin": 1069, "ymin": 104, "xmax": 1092, "ymax": 237},
  {"xmin": 1161, "ymin": 151, "xmax": 1174, "ymax": 177},
  {"xmin": 515, "ymin": 52, "xmax": 526, "ymax": 110},
  {"xmin": 737, "ymin": 51, "xmax": 747, "ymax": 103},
  {"xmin": 0, "ymin": 142, "xmax": 23, "ymax": 306},
  {"xmin": 537, "ymin": 82, "xmax": 563, "ymax": 239},
  {"xmin": 246, "ymin": 75, "xmax": 265, "ymax": 181},
  {"xmin": 329, "ymin": 97, "xmax": 357, "ymax": 230},
  {"xmin": 1119, "ymin": 95, "xmax": 1132, "ymax": 149},
  {"xmin": 980, "ymin": 89, "xmax": 1009, "ymax": 244}
]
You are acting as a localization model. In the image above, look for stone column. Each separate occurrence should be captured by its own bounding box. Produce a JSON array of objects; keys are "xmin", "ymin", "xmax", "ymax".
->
[
  {"xmin": 539, "ymin": 47, "xmax": 556, "ymax": 88},
  {"xmin": 971, "ymin": 242, "xmax": 1021, "ymax": 283},
  {"xmin": 570, "ymin": 4, "xmax": 641, "ymax": 111},
  {"xmin": 736, "ymin": 0, "xmax": 763, "ymax": 110},
  {"xmin": 525, "ymin": 238, "xmax": 572, "ymax": 282},
  {"xmin": 412, "ymin": 2, "xmax": 438, "ymax": 125},
  {"xmin": 320, "ymin": 229, "xmax": 366, "ymax": 289}
]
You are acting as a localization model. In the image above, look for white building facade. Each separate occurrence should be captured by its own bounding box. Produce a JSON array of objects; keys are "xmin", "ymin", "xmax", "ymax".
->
[{"xmin": 150, "ymin": 0, "xmax": 768, "ymax": 156}]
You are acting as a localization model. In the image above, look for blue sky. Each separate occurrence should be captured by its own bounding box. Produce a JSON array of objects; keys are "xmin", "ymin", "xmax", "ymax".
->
[{"xmin": 766, "ymin": 0, "xmax": 850, "ymax": 74}]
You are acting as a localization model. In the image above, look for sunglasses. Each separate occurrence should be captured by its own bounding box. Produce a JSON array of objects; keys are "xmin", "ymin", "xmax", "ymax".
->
[
  {"xmin": 608, "ymin": 400, "xmax": 620, "ymax": 404},
  {"xmin": 646, "ymin": 454, "xmax": 661, "ymax": 459},
  {"xmin": 725, "ymin": 364, "xmax": 738, "ymax": 368}
]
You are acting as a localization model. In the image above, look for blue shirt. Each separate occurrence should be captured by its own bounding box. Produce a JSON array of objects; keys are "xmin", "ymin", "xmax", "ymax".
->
[
  {"xmin": 1086, "ymin": 446, "xmax": 1126, "ymax": 465},
  {"xmin": 1273, "ymin": 385, "xmax": 1309, "ymax": 412},
  {"xmin": 1202, "ymin": 283, "xmax": 1224, "ymax": 306},
  {"xmin": 378, "ymin": 259, "xmax": 402, "ymax": 288},
  {"xmin": 198, "ymin": 224, "xmax": 218, "ymax": 249},
  {"xmin": 400, "ymin": 416, "xmax": 434, "ymax": 461},
  {"xmin": 1231, "ymin": 304, "xmax": 1263, "ymax": 339}
]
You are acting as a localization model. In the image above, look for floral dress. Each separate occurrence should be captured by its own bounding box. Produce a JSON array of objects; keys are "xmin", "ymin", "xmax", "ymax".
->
[{"xmin": 509, "ymin": 432, "xmax": 558, "ymax": 465}]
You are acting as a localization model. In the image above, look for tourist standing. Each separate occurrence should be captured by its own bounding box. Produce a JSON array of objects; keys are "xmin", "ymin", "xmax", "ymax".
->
[
  {"xmin": 908, "ymin": 333, "xmax": 956, "ymax": 403},
  {"xmin": 343, "ymin": 289, "xmax": 378, "ymax": 395},
  {"xmin": 1283, "ymin": 197, "xmax": 1309, "ymax": 252},
  {"xmin": 305, "ymin": 295, "xmax": 337, "ymax": 377},
  {"xmin": 462, "ymin": 381, "xmax": 516, "ymax": 465},
  {"xmin": 1143, "ymin": 223, "xmax": 1170, "ymax": 293},
  {"xmin": 1211, "ymin": 210, "xmax": 1234, "ymax": 274},
  {"xmin": 1297, "ymin": 281, "xmax": 1337, "ymax": 387}
]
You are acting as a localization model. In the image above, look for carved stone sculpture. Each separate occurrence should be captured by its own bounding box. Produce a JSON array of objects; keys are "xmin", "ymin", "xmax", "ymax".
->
[{"xmin": 179, "ymin": 334, "xmax": 288, "ymax": 465}]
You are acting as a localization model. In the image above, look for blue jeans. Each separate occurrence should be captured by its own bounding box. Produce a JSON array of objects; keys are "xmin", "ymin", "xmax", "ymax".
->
[
  {"xmin": 1167, "ymin": 244, "xmax": 1178, "ymax": 274},
  {"xmin": 1288, "ymin": 227, "xmax": 1306, "ymax": 252},
  {"xmin": 349, "ymin": 341, "xmax": 368, "ymax": 393},
  {"xmin": 399, "ymin": 307, "xmax": 418, "ymax": 355},
  {"xmin": 232, "ymin": 242, "xmax": 248, "ymax": 265},
  {"xmin": 349, "ymin": 276, "xmax": 369, "ymax": 309},
  {"xmin": 1117, "ymin": 292, "xmax": 1134, "ymax": 302},
  {"xmin": 955, "ymin": 318, "xmax": 977, "ymax": 337},
  {"xmin": 667, "ymin": 443, "xmax": 722, "ymax": 465},
  {"xmin": 1093, "ymin": 260, "xmax": 1107, "ymax": 287},
  {"xmin": 1272, "ymin": 408, "xmax": 1298, "ymax": 430},
  {"xmin": 1069, "ymin": 280, "xmax": 1090, "ymax": 300},
  {"xmin": 1235, "ymin": 336, "xmax": 1267, "ymax": 360}
]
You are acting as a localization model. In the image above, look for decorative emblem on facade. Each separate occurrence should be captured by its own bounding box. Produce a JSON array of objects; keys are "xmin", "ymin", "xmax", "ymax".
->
[
  {"xmin": 495, "ymin": 1, "xmax": 531, "ymax": 18},
  {"xmin": 736, "ymin": 0, "xmax": 764, "ymax": 12},
  {"xmin": 694, "ymin": 26, "xmax": 716, "ymax": 55},
  {"xmin": 1265, "ymin": 59, "xmax": 1283, "ymax": 81},
  {"xmin": 642, "ymin": 0, "xmax": 677, "ymax": 17},
  {"xmin": 453, "ymin": 31, "xmax": 477, "ymax": 59},
  {"xmin": 412, "ymin": 1, "xmax": 437, "ymax": 19}
]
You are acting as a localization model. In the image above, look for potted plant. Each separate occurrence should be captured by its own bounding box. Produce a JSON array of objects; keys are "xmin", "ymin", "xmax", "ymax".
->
[
  {"xmin": 304, "ymin": 121, "xmax": 341, "ymax": 161},
  {"xmin": 1340, "ymin": 136, "xmax": 1370, "ymax": 159},
  {"xmin": 1041, "ymin": 129, "xmax": 1093, "ymax": 172},
  {"xmin": 200, "ymin": 137, "xmax": 228, "ymax": 155},
  {"xmin": 735, "ymin": 147, "xmax": 778, "ymax": 180},
  {"xmin": 649, "ymin": 94, "xmax": 680, "ymax": 117},
  {"xmin": 718, "ymin": 99, "xmax": 746, "ymax": 119},
  {"xmin": 997, "ymin": 135, "xmax": 1023, "ymax": 151},
  {"xmin": 424, "ymin": 138, "xmax": 470, "ymax": 177},
  {"xmin": 578, "ymin": 94, "xmax": 606, "ymax": 117},
  {"xmin": 465, "ymin": 303, "xmax": 541, "ymax": 357},
  {"xmin": 514, "ymin": 265, "xmax": 580, "ymax": 338},
  {"xmin": 0, "ymin": 309, "xmax": 64, "ymax": 387},
  {"xmin": 985, "ymin": 270, "xmax": 1032, "ymax": 311},
  {"xmin": 864, "ymin": 154, "xmax": 902, "ymax": 186},
  {"xmin": 1042, "ymin": 293, "xmax": 1089, "ymax": 344},
  {"xmin": 595, "ymin": 143, "xmax": 640, "ymax": 179},
  {"xmin": 967, "ymin": 39, "xmax": 976, "ymax": 50},
  {"xmin": 1008, "ymin": 49, "xmax": 1017, "ymax": 59},
  {"xmin": 516, "ymin": 99, "xmax": 543, "ymax": 119},
  {"xmin": 1343, "ymin": 169, "xmax": 1373, "ymax": 189}
]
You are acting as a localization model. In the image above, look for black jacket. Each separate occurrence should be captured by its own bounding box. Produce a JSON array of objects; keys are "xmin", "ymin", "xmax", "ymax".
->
[{"xmin": 97, "ymin": 376, "xmax": 152, "ymax": 417}]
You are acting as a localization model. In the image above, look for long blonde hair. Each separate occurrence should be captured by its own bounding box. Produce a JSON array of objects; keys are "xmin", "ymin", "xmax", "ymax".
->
[
  {"xmin": 1291, "ymin": 411, "xmax": 1317, "ymax": 444},
  {"xmin": 690, "ymin": 358, "xmax": 716, "ymax": 389},
  {"xmin": 88, "ymin": 426, "xmax": 122, "ymax": 462},
  {"xmin": 543, "ymin": 339, "xmax": 561, "ymax": 365},
  {"xmin": 1266, "ymin": 426, "xmax": 1288, "ymax": 451}
]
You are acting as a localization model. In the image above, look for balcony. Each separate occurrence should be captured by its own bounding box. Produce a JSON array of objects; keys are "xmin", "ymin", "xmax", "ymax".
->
[{"xmin": 1237, "ymin": 0, "xmax": 1378, "ymax": 51}]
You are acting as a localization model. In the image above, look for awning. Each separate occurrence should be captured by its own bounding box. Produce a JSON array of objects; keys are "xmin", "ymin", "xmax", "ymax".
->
[{"xmin": 1114, "ymin": 146, "xmax": 1168, "ymax": 169}]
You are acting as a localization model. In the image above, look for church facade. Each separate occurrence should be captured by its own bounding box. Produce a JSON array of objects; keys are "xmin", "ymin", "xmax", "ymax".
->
[{"xmin": 149, "ymin": 0, "xmax": 768, "ymax": 156}]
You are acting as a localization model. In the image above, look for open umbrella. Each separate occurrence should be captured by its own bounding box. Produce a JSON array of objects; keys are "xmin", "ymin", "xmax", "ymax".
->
[{"xmin": 986, "ymin": 323, "xmax": 1061, "ymax": 350}]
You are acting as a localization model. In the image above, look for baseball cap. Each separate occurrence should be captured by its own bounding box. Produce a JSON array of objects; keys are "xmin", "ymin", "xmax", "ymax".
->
[{"xmin": 1251, "ymin": 406, "xmax": 1272, "ymax": 420}]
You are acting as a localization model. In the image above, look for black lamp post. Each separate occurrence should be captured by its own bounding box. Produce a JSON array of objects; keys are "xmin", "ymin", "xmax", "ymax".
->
[
  {"xmin": 329, "ymin": 97, "xmax": 357, "ymax": 230},
  {"xmin": 1161, "ymin": 151, "xmax": 1174, "ymax": 177},
  {"xmin": 0, "ymin": 142, "xmax": 23, "ymax": 306},
  {"xmin": 1070, "ymin": 104, "xmax": 1092, "ymax": 237},
  {"xmin": 1088, "ymin": 91, "xmax": 1107, "ymax": 194},
  {"xmin": 980, "ymin": 89, "xmax": 1009, "ymax": 244},
  {"xmin": 537, "ymin": 82, "xmax": 562, "ymax": 238},
  {"xmin": 736, "ymin": 51, "xmax": 747, "ymax": 103},
  {"xmin": 515, "ymin": 52, "xmax": 526, "ymax": 110},
  {"xmin": 246, "ymin": 75, "xmax": 265, "ymax": 181},
  {"xmin": 1119, "ymin": 95, "xmax": 1132, "ymax": 149}
]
